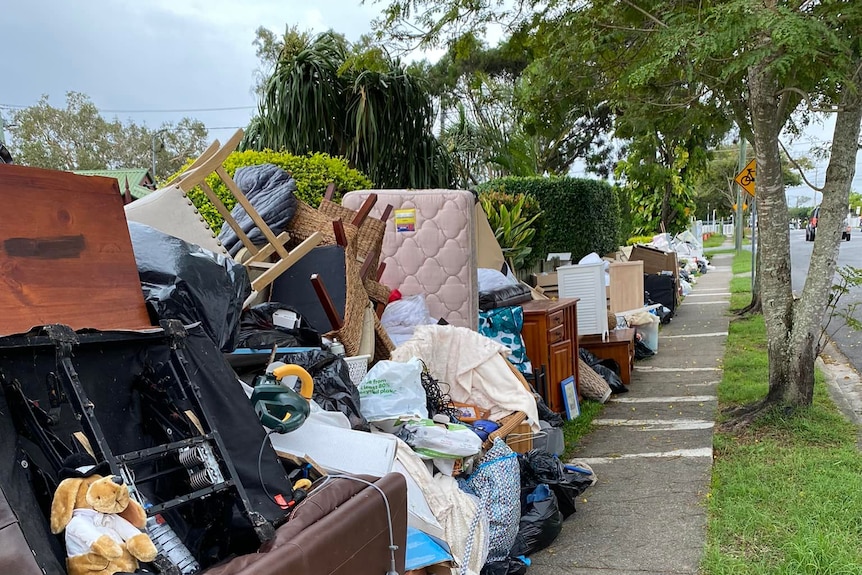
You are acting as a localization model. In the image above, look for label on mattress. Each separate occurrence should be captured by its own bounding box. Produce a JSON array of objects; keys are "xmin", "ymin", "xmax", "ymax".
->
[{"xmin": 395, "ymin": 208, "xmax": 416, "ymax": 232}]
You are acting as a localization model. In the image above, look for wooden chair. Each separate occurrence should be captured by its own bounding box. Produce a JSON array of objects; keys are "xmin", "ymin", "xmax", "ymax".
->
[{"xmin": 142, "ymin": 129, "xmax": 323, "ymax": 295}]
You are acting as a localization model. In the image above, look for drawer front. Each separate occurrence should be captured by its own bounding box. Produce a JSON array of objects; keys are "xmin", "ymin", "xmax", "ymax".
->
[
  {"xmin": 548, "ymin": 309, "xmax": 565, "ymax": 329},
  {"xmin": 548, "ymin": 324, "xmax": 565, "ymax": 344}
]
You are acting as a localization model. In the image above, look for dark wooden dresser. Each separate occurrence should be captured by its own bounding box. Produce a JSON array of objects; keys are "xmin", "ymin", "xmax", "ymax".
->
[
  {"xmin": 579, "ymin": 327, "xmax": 636, "ymax": 386},
  {"xmin": 520, "ymin": 298, "xmax": 579, "ymax": 413}
]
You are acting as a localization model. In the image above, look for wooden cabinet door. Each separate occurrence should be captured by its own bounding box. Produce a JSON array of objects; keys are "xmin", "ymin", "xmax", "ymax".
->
[
  {"xmin": 547, "ymin": 339, "xmax": 574, "ymax": 412},
  {"xmin": 521, "ymin": 314, "xmax": 547, "ymax": 369}
]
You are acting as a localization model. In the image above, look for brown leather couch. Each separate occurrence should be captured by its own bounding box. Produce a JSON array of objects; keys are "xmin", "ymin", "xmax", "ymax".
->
[{"xmin": 202, "ymin": 473, "xmax": 408, "ymax": 575}]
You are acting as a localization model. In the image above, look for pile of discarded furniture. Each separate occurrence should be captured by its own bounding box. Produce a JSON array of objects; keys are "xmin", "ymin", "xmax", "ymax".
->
[{"xmin": 0, "ymin": 129, "xmax": 594, "ymax": 575}]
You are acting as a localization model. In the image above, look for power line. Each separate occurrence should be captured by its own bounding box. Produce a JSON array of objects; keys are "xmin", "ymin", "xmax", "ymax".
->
[{"xmin": 0, "ymin": 103, "xmax": 254, "ymax": 113}]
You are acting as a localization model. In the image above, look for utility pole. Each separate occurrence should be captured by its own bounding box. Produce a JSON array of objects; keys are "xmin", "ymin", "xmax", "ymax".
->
[{"xmin": 735, "ymin": 138, "xmax": 748, "ymax": 252}]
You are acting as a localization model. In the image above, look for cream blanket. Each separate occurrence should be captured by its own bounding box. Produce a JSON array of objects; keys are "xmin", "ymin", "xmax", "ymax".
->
[{"xmin": 392, "ymin": 325, "xmax": 539, "ymax": 431}]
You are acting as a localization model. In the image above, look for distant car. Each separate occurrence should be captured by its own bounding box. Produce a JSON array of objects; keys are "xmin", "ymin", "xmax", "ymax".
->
[{"xmin": 805, "ymin": 206, "xmax": 851, "ymax": 241}]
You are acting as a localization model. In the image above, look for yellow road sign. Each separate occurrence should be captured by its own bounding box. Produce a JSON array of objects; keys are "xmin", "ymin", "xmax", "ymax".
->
[{"xmin": 735, "ymin": 158, "xmax": 756, "ymax": 196}]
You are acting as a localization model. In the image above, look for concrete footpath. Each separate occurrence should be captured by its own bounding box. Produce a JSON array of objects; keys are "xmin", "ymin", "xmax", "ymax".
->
[{"xmin": 530, "ymin": 251, "xmax": 734, "ymax": 575}]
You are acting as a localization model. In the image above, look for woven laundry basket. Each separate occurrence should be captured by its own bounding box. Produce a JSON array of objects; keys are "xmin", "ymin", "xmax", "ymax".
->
[
  {"xmin": 578, "ymin": 358, "xmax": 612, "ymax": 403},
  {"xmin": 318, "ymin": 198, "xmax": 386, "ymax": 263}
]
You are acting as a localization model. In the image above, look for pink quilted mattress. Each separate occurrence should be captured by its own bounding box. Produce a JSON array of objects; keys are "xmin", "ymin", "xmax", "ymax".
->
[{"xmin": 342, "ymin": 189, "xmax": 478, "ymax": 330}]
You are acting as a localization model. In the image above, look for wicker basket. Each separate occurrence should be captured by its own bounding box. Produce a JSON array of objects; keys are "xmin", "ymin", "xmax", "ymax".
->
[
  {"xmin": 364, "ymin": 277, "xmax": 392, "ymax": 306},
  {"xmin": 318, "ymin": 198, "xmax": 386, "ymax": 263},
  {"xmin": 286, "ymin": 201, "xmax": 358, "ymax": 248},
  {"xmin": 578, "ymin": 358, "xmax": 612, "ymax": 403},
  {"xmin": 332, "ymin": 237, "xmax": 370, "ymax": 358},
  {"xmin": 484, "ymin": 411, "xmax": 532, "ymax": 453}
]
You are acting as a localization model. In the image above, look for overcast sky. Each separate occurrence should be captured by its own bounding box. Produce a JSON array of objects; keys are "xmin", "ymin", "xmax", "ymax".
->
[
  {"xmin": 0, "ymin": 0, "xmax": 381, "ymax": 134},
  {"xmin": 0, "ymin": 0, "xmax": 858, "ymax": 204}
]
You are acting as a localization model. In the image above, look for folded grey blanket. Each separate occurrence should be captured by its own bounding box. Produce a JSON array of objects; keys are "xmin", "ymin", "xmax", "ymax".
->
[{"xmin": 218, "ymin": 163, "xmax": 298, "ymax": 256}]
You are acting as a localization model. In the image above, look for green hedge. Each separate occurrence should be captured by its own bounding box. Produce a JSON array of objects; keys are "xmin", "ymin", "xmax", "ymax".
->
[
  {"xmin": 171, "ymin": 150, "xmax": 372, "ymax": 231},
  {"xmin": 477, "ymin": 188, "xmax": 545, "ymax": 269},
  {"xmin": 477, "ymin": 176, "xmax": 621, "ymax": 261}
]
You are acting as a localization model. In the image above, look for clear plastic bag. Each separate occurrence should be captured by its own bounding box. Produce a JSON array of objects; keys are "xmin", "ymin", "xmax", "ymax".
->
[
  {"xmin": 398, "ymin": 419, "xmax": 483, "ymax": 459},
  {"xmin": 357, "ymin": 358, "xmax": 428, "ymax": 422}
]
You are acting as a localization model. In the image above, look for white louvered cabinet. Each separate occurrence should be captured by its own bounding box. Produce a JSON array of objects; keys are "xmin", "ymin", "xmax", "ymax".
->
[{"xmin": 557, "ymin": 262, "xmax": 608, "ymax": 339}]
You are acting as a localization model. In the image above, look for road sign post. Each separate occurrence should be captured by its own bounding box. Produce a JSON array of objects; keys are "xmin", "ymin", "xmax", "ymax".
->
[
  {"xmin": 734, "ymin": 156, "xmax": 757, "ymax": 292},
  {"xmin": 734, "ymin": 158, "xmax": 757, "ymax": 196}
]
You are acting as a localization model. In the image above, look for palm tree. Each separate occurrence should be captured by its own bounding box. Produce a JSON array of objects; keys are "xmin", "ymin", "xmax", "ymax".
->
[{"xmin": 243, "ymin": 31, "xmax": 454, "ymax": 189}]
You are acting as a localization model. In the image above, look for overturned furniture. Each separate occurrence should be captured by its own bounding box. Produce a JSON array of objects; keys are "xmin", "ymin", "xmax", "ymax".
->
[
  {"xmin": 125, "ymin": 129, "xmax": 322, "ymax": 295},
  {"xmin": 0, "ymin": 164, "xmax": 407, "ymax": 575},
  {"xmin": 0, "ymin": 165, "xmax": 152, "ymax": 334}
]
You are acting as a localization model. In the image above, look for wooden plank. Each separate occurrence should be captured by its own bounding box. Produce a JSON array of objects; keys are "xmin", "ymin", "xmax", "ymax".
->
[
  {"xmin": 245, "ymin": 232, "xmax": 291, "ymax": 264},
  {"xmin": 324, "ymin": 183, "xmax": 336, "ymax": 201},
  {"xmin": 310, "ymin": 273, "xmax": 344, "ymax": 330},
  {"xmin": 350, "ymin": 195, "xmax": 377, "ymax": 227},
  {"xmin": 332, "ymin": 220, "xmax": 347, "ymax": 247},
  {"xmin": 380, "ymin": 204, "xmax": 393, "ymax": 222},
  {"xmin": 0, "ymin": 165, "xmax": 152, "ymax": 334}
]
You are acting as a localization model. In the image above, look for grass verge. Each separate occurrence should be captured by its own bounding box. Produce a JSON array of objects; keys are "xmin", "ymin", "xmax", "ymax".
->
[
  {"xmin": 703, "ymin": 234, "xmax": 728, "ymax": 249},
  {"xmin": 703, "ymin": 253, "xmax": 862, "ymax": 574},
  {"xmin": 562, "ymin": 399, "xmax": 604, "ymax": 459}
]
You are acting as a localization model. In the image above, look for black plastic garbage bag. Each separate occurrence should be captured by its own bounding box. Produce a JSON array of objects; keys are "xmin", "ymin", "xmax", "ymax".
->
[
  {"xmin": 536, "ymin": 394, "xmax": 564, "ymax": 428},
  {"xmin": 512, "ymin": 484, "xmax": 563, "ymax": 555},
  {"xmin": 128, "ymin": 222, "xmax": 251, "ymax": 352},
  {"xmin": 238, "ymin": 303, "xmax": 322, "ymax": 349},
  {"xmin": 519, "ymin": 450, "xmax": 594, "ymax": 519},
  {"xmin": 481, "ymin": 557, "xmax": 528, "ymax": 575},
  {"xmin": 579, "ymin": 348, "xmax": 627, "ymax": 394},
  {"xmin": 277, "ymin": 349, "xmax": 368, "ymax": 431},
  {"xmin": 635, "ymin": 338, "xmax": 656, "ymax": 360}
]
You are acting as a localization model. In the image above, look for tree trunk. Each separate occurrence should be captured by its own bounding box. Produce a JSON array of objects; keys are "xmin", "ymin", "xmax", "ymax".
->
[
  {"xmin": 789, "ymin": 73, "xmax": 862, "ymax": 400},
  {"xmin": 748, "ymin": 56, "xmax": 862, "ymax": 410},
  {"xmin": 748, "ymin": 62, "xmax": 796, "ymax": 405}
]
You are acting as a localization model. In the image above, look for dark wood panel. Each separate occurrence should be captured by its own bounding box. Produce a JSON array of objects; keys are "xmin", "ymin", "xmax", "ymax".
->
[
  {"xmin": 521, "ymin": 298, "xmax": 580, "ymax": 412},
  {"xmin": 0, "ymin": 165, "xmax": 151, "ymax": 335}
]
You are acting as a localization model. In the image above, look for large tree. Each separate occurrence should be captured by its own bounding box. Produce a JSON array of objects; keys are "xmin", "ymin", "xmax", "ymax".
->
[
  {"xmin": 422, "ymin": 31, "xmax": 614, "ymax": 184},
  {"xmin": 5, "ymin": 92, "xmax": 208, "ymax": 181},
  {"xmin": 375, "ymin": 0, "xmax": 862, "ymax": 418},
  {"xmin": 243, "ymin": 29, "xmax": 454, "ymax": 189}
]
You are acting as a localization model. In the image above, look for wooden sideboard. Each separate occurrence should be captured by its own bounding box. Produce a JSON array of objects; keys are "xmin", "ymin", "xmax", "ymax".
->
[
  {"xmin": 520, "ymin": 298, "xmax": 579, "ymax": 413},
  {"xmin": 579, "ymin": 327, "xmax": 635, "ymax": 386}
]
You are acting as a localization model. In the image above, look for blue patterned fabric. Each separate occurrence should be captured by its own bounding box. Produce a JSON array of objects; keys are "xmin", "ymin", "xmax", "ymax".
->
[
  {"xmin": 459, "ymin": 439, "xmax": 521, "ymax": 562},
  {"xmin": 479, "ymin": 306, "xmax": 532, "ymax": 375}
]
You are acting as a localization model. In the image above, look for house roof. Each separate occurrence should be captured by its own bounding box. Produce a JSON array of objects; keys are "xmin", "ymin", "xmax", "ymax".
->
[{"xmin": 73, "ymin": 168, "xmax": 155, "ymax": 199}]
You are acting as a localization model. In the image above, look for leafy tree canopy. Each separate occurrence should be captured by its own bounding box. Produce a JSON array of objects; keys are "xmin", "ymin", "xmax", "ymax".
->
[{"xmin": 6, "ymin": 92, "xmax": 208, "ymax": 181}]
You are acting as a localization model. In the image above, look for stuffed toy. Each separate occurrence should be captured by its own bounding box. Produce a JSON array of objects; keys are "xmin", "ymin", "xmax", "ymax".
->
[{"xmin": 50, "ymin": 453, "xmax": 158, "ymax": 575}]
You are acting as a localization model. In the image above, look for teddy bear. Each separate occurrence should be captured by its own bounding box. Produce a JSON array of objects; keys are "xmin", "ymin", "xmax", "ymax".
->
[{"xmin": 50, "ymin": 453, "xmax": 158, "ymax": 575}]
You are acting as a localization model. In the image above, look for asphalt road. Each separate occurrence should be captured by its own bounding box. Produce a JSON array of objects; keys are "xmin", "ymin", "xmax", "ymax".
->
[{"xmin": 788, "ymin": 228, "xmax": 862, "ymax": 369}]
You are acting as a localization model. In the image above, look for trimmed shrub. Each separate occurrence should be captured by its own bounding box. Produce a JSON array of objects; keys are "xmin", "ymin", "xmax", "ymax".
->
[
  {"xmin": 477, "ymin": 176, "xmax": 621, "ymax": 261},
  {"xmin": 626, "ymin": 235, "xmax": 656, "ymax": 246},
  {"xmin": 170, "ymin": 150, "xmax": 372, "ymax": 231}
]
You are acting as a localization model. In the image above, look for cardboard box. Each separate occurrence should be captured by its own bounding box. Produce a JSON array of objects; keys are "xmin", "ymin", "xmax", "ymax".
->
[
  {"xmin": 629, "ymin": 245, "xmax": 680, "ymax": 303},
  {"xmin": 530, "ymin": 271, "xmax": 559, "ymax": 288}
]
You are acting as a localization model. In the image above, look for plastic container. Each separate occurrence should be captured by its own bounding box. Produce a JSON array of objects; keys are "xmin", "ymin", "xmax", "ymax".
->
[
  {"xmin": 635, "ymin": 317, "xmax": 659, "ymax": 353},
  {"xmin": 344, "ymin": 354, "xmax": 372, "ymax": 387}
]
